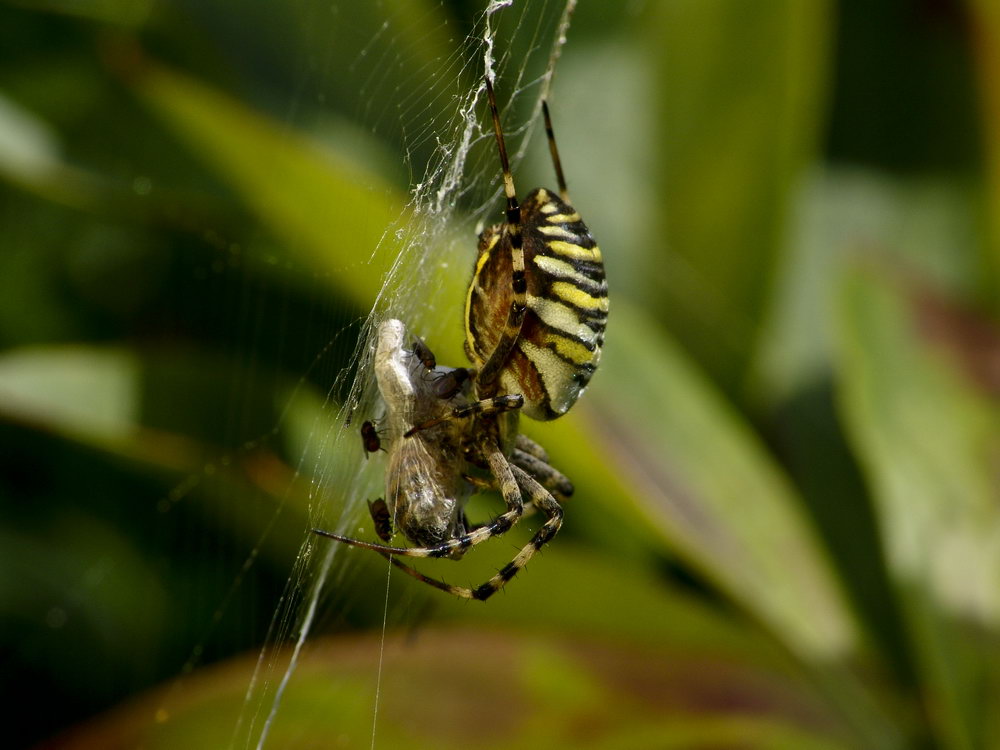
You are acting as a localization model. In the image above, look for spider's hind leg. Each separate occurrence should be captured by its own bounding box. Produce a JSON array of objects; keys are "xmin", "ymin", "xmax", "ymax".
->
[
  {"xmin": 369, "ymin": 460, "xmax": 564, "ymax": 601},
  {"xmin": 511, "ymin": 448, "xmax": 573, "ymax": 499},
  {"xmin": 312, "ymin": 443, "xmax": 527, "ymax": 562},
  {"xmin": 471, "ymin": 464, "xmax": 563, "ymax": 601},
  {"xmin": 514, "ymin": 433, "xmax": 549, "ymax": 462}
]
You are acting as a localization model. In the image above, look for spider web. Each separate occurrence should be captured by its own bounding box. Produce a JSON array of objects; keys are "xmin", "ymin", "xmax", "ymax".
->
[{"xmin": 221, "ymin": 2, "xmax": 579, "ymax": 747}]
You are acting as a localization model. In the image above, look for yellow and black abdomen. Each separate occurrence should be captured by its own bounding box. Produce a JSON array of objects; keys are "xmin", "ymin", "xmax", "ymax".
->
[{"xmin": 465, "ymin": 188, "xmax": 607, "ymax": 420}]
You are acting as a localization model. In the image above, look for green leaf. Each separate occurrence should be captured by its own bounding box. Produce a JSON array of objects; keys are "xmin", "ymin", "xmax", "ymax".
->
[
  {"xmin": 557, "ymin": 302, "xmax": 858, "ymax": 660},
  {"xmin": 0, "ymin": 91, "xmax": 99, "ymax": 207},
  {"xmin": 511, "ymin": 301, "xmax": 903, "ymax": 745},
  {"xmin": 644, "ymin": 0, "xmax": 834, "ymax": 392},
  {"xmin": 835, "ymin": 266, "xmax": 1000, "ymax": 749},
  {"xmin": 133, "ymin": 62, "xmax": 410, "ymax": 311},
  {"xmin": 962, "ymin": 0, "xmax": 1000, "ymax": 308},
  {"xmin": 53, "ymin": 626, "xmax": 863, "ymax": 750},
  {"xmin": 432, "ymin": 541, "xmax": 786, "ymax": 660},
  {"xmin": 0, "ymin": 345, "xmax": 140, "ymax": 445},
  {"xmin": 754, "ymin": 169, "xmax": 979, "ymax": 405},
  {"xmin": 9, "ymin": 0, "xmax": 153, "ymax": 25}
]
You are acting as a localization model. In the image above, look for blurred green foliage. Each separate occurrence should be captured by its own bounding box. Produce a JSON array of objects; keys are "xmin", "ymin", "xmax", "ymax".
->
[{"xmin": 2, "ymin": 0, "xmax": 999, "ymax": 748}]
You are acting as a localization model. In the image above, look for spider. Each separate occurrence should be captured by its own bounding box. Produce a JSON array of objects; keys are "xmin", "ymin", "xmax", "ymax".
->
[
  {"xmin": 465, "ymin": 77, "xmax": 607, "ymax": 419},
  {"xmin": 314, "ymin": 319, "xmax": 573, "ymax": 600},
  {"xmin": 313, "ymin": 76, "xmax": 604, "ymax": 599}
]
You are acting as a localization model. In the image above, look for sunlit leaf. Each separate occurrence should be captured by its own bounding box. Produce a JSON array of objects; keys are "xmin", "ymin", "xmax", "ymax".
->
[
  {"xmin": 0, "ymin": 346, "xmax": 307, "ymax": 546},
  {"xmin": 0, "ymin": 91, "xmax": 98, "ymax": 206},
  {"xmin": 0, "ymin": 345, "xmax": 139, "ymax": 444},
  {"xmin": 755, "ymin": 168, "xmax": 979, "ymax": 405},
  {"xmin": 427, "ymin": 540, "xmax": 768, "ymax": 652},
  {"xmin": 835, "ymin": 265, "xmax": 1000, "ymax": 749}
]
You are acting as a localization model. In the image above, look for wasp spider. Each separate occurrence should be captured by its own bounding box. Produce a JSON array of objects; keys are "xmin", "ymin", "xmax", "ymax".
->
[
  {"xmin": 314, "ymin": 319, "xmax": 573, "ymax": 600},
  {"xmin": 313, "ymin": 77, "xmax": 604, "ymax": 598},
  {"xmin": 466, "ymin": 77, "xmax": 607, "ymax": 419}
]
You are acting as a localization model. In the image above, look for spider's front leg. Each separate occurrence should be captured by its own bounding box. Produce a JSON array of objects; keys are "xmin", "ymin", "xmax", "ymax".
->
[
  {"xmin": 475, "ymin": 77, "xmax": 528, "ymax": 392},
  {"xmin": 403, "ymin": 393, "xmax": 523, "ymax": 437}
]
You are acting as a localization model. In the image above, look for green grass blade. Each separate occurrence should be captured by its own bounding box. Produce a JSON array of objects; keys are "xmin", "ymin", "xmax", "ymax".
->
[
  {"xmin": 835, "ymin": 265, "xmax": 1000, "ymax": 749},
  {"xmin": 645, "ymin": 0, "xmax": 834, "ymax": 392}
]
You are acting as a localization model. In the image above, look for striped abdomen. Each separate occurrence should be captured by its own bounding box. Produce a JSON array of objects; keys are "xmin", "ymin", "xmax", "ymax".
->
[{"xmin": 465, "ymin": 188, "xmax": 607, "ymax": 420}]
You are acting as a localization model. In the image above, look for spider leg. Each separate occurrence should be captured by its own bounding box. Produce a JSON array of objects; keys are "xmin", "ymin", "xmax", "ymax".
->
[
  {"xmin": 514, "ymin": 433, "xmax": 549, "ymax": 462},
  {"xmin": 471, "ymin": 464, "xmax": 564, "ymax": 601},
  {"xmin": 403, "ymin": 394, "xmax": 522, "ymax": 437},
  {"xmin": 511, "ymin": 448, "xmax": 574, "ymax": 498},
  {"xmin": 460, "ymin": 472, "xmax": 543, "ymax": 522},
  {"xmin": 369, "ymin": 460, "xmax": 563, "ymax": 601},
  {"xmin": 477, "ymin": 77, "xmax": 527, "ymax": 392},
  {"xmin": 541, "ymin": 99, "xmax": 570, "ymax": 203},
  {"xmin": 375, "ymin": 550, "xmax": 479, "ymax": 598},
  {"xmin": 463, "ymin": 461, "xmax": 548, "ymax": 522},
  {"xmin": 312, "ymin": 445, "xmax": 525, "ymax": 560}
]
